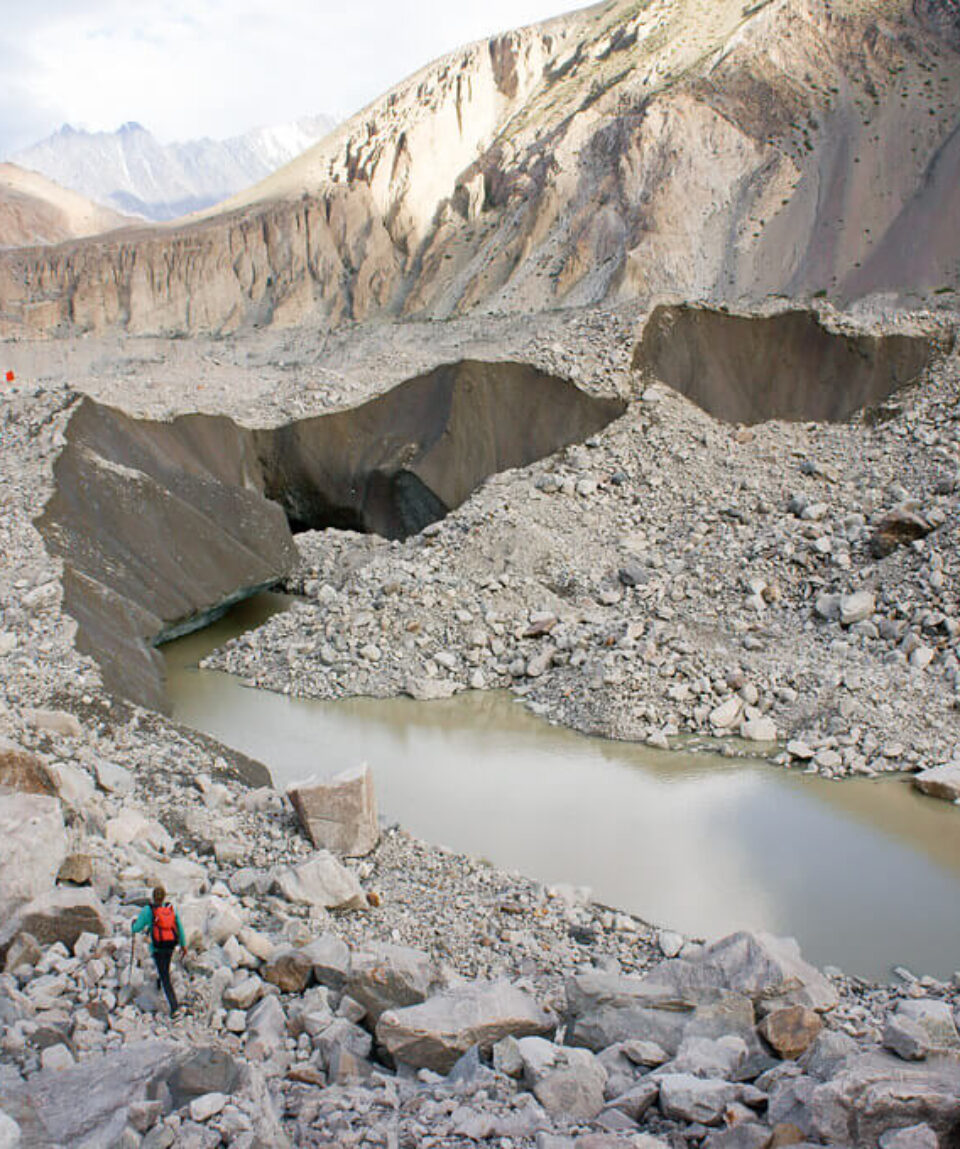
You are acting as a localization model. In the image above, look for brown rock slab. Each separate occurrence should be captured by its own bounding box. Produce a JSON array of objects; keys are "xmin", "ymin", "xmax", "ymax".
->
[
  {"xmin": 57, "ymin": 853, "xmax": 93, "ymax": 886},
  {"xmin": 262, "ymin": 948, "xmax": 314, "ymax": 994},
  {"xmin": 759, "ymin": 1006, "xmax": 822, "ymax": 1060},
  {"xmin": 0, "ymin": 888, "xmax": 108, "ymax": 954},
  {"xmin": 287, "ymin": 764, "xmax": 379, "ymax": 857},
  {"xmin": 869, "ymin": 508, "xmax": 933, "ymax": 559},
  {"xmin": 0, "ymin": 738, "xmax": 56, "ymax": 794}
]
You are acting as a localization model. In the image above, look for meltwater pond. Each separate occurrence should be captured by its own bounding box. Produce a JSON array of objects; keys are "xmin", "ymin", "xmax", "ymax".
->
[{"xmin": 164, "ymin": 594, "xmax": 960, "ymax": 982}]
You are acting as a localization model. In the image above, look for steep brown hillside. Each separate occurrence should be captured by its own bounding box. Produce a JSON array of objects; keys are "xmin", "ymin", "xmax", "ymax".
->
[
  {"xmin": 0, "ymin": 164, "xmax": 131, "ymax": 249},
  {"xmin": 1, "ymin": 0, "xmax": 958, "ymax": 337}
]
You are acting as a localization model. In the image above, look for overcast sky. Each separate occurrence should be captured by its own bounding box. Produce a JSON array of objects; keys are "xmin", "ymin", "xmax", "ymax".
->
[{"xmin": 0, "ymin": 0, "xmax": 577, "ymax": 158}]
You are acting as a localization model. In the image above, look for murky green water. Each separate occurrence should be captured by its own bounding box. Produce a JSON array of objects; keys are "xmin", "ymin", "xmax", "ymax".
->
[{"xmin": 164, "ymin": 593, "xmax": 960, "ymax": 981}]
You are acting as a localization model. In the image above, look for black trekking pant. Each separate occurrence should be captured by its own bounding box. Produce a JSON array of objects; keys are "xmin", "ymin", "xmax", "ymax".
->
[{"xmin": 152, "ymin": 945, "xmax": 178, "ymax": 1014}]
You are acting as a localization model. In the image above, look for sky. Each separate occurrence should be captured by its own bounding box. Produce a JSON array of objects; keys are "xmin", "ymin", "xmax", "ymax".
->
[{"xmin": 0, "ymin": 0, "xmax": 577, "ymax": 158}]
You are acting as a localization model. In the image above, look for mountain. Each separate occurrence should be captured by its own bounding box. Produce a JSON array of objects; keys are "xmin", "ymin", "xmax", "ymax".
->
[
  {"xmin": 11, "ymin": 116, "xmax": 339, "ymax": 222},
  {"xmin": 1, "ymin": 0, "xmax": 959, "ymax": 338},
  {"xmin": 0, "ymin": 163, "xmax": 132, "ymax": 248}
]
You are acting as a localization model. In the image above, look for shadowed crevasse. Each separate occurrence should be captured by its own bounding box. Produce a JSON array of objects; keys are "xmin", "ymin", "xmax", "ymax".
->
[
  {"xmin": 37, "ymin": 360, "xmax": 625, "ymax": 711},
  {"xmin": 633, "ymin": 305, "xmax": 933, "ymax": 425}
]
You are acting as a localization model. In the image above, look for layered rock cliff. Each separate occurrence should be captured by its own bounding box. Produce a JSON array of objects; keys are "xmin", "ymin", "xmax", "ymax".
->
[{"xmin": 2, "ymin": 0, "xmax": 959, "ymax": 337}]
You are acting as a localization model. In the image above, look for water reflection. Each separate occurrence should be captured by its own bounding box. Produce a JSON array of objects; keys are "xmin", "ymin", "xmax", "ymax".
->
[{"xmin": 163, "ymin": 594, "xmax": 960, "ymax": 980}]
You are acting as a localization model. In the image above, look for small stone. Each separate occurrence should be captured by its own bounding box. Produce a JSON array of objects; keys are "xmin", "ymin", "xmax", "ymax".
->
[
  {"xmin": 189, "ymin": 1093, "xmax": 227, "ymax": 1122},
  {"xmin": 710, "ymin": 697, "xmax": 743, "ymax": 730},
  {"xmin": 758, "ymin": 1006, "xmax": 822, "ymax": 1059}
]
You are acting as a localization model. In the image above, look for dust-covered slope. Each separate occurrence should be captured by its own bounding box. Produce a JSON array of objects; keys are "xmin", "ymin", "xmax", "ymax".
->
[
  {"xmin": 0, "ymin": 164, "xmax": 132, "ymax": 249},
  {"xmin": 1, "ymin": 0, "xmax": 959, "ymax": 337}
]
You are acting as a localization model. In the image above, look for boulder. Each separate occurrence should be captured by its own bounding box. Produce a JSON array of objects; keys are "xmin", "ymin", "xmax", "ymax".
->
[
  {"xmin": 49, "ymin": 763, "xmax": 96, "ymax": 808},
  {"xmin": 0, "ymin": 739, "xmax": 56, "ymax": 794},
  {"xmin": 299, "ymin": 932, "xmax": 351, "ymax": 990},
  {"xmin": 885, "ymin": 1014, "xmax": 932, "ymax": 1062},
  {"xmin": 246, "ymin": 995, "xmax": 288, "ymax": 1060},
  {"xmin": 262, "ymin": 948, "xmax": 314, "ymax": 994},
  {"xmin": 759, "ymin": 1006, "xmax": 823, "ymax": 1060},
  {"xmin": 840, "ymin": 591, "xmax": 876, "ymax": 626},
  {"xmin": 870, "ymin": 508, "xmax": 932, "ymax": 558},
  {"xmin": 878, "ymin": 1125, "xmax": 939, "ymax": 1149},
  {"xmin": 56, "ymin": 854, "xmax": 93, "ymax": 886},
  {"xmin": 223, "ymin": 976, "xmax": 264, "ymax": 1011},
  {"xmin": 159, "ymin": 1047, "xmax": 242, "ymax": 1108},
  {"xmin": 516, "ymin": 1037, "xmax": 607, "ymax": 1120},
  {"xmin": 913, "ymin": 762, "xmax": 960, "ymax": 802},
  {"xmin": 565, "ymin": 967, "xmax": 731, "ymax": 1056},
  {"xmin": 710, "ymin": 697, "xmax": 743, "ymax": 730},
  {"xmin": 0, "ymin": 1040, "xmax": 175, "ymax": 1149},
  {"xmin": 885, "ymin": 1000, "xmax": 960, "ymax": 1060},
  {"xmin": 377, "ymin": 980, "xmax": 556, "ymax": 1073},
  {"xmin": 3, "ymin": 933, "xmax": 42, "ymax": 974},
  {"xmin": 120, "ymin": 849, "xmax": 208, "ymax": 900},
  {"xmin": 664, "ymin": 1034, "xmax": 749, "ymax": 1079},
  {"xmin": 657, "ymin": 1073, "xmax": 742, "ymax": 1125},
  {"xmin": 91, "ymin": 758, "xmax": 134, "ymax": 795},
  {"xmin": 273, "ymin": 851, "xmax": 366, "ymax": 911},
  {"xmin": 178, "ymin": 895, "xmax": 243, "ymax": 948},
  {"xmin": 0, "ymin": 792, "xmax": 67, "ymax": 920},
  {"xmin": 22, "ymin": 709, "xmax": 82, "ymax": 739},
  {"xmin": 606, "ymin": 1077, "xmax": 660, "ymax": 1122},
  {"xmin": 801, "ymin": 1051, "xmax": 960, "ymax": 1147},
  {"xmin": 286, "ymin": 764, "xmax": 379, "ymax": 856},
  {"xmin": 0, "ymin": 1111, "xmax": 21, "ymax": 1149},
  {"xmin": 345, "ymin": 942, "xmax": 444, "ymax": 1022},
  {"xmin": 0, "ymin": 888, "xmax": 107, "ymax": 955},
  {"xmin": 105, "ymin": 809, "xmax": 174, "ymax": 854},
  {"xmin": 639, "ymin": 931, "xmax": 838, "ymax": 1015}
]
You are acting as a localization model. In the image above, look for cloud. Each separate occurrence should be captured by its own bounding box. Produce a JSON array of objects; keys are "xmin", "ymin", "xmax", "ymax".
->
[{"xmin": 0, "ymin": 0, "xmax": 573, "ymax": 157}]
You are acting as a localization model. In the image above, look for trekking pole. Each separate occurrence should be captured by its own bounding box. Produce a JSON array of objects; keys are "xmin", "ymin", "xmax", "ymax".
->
[{"xmin": 128, "ymin": 933, "xmax": 136, "ymax": 985}]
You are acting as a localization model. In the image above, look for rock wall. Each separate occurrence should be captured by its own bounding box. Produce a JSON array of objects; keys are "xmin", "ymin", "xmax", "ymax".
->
[
  {"xmin": 2, "ymin": 0, "xmax": 959, "ymax": 339},
  {"xmin": 632, "ymin": 305, "xmax": 933, "ymax": 423},
  {"xmin": 36, "ymin": 364, "xmax": 622, "ymax": 709}
]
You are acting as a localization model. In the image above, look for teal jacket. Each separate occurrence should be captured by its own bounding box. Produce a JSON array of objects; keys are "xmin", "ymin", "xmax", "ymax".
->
[{"xmin": 132, "ymin": 904, "xmax": 186, "ymax": 952}]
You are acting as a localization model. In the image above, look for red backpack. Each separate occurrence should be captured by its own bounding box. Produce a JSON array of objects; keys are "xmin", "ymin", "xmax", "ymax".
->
[{"xmin": 152, "ymin": 904, "xmax": 177, "ymax": 946}]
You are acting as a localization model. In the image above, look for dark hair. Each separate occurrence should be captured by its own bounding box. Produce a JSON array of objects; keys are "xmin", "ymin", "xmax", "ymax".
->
[{"xmin": 152, "ymin": 885, "xmax": 166, "ymax": 906}]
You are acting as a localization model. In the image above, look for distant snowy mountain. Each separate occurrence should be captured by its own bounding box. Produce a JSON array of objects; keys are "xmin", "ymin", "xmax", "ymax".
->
[{"xmin": 11, "ymin": 117, "xmax": 338, "ymax": 222}]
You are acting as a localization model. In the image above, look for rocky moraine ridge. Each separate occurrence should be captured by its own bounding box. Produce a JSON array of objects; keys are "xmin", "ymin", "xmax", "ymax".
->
[{"xmin": 1, "ymin": 301, "xmax": 960, "ymax": 1147}]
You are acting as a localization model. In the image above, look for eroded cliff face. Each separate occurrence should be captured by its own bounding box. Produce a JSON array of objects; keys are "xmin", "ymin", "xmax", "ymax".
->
[
  {"xmin": 36, "ymin": 364, "xmax": 622, "ymax": 709},
  {"xmin": 3, "ymin": 0, "xmax": 959, "ymax": 339}
]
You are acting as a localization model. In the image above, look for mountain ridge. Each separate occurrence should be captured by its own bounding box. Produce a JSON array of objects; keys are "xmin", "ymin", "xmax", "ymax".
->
[
  {"xmin": 11, "ymin": 115, "xmax": 339, "ymax": 223},
  {"xmin": 1, "ymin": 0, "xmax": 958, "ymax": 338}
]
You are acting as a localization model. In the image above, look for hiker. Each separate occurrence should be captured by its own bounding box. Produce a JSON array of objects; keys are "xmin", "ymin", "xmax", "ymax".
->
[{"xmin": 132, "ymin": 885, "xmax": 185, "ymax": 1016}]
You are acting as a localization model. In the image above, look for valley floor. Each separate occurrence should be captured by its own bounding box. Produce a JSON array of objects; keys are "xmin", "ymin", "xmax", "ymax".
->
[{"xmin": 1, "ymin": 301, "xmax": 960, "ymax": 1146}]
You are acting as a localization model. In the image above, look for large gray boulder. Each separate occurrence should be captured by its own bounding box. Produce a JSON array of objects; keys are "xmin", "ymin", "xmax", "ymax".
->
[
  {"xmin": 657, "ymin": 1073, "xmax": 742, "ymax": 1126},
  {"xmin": 376, "ymin": 980, "xmax": 556, "ymax": 1073},
  {"xmin": 884, "ymin": 1000, "xmax": 960, "ymax": 1061},
  {"xmin": 299, "ymin": 932, "xmax": 351, "ymax": 991},
  {"xmin": 774, "ymin": 1051, "xmax": 960, "ymax": 1147},
  {"xmin": 286, "ymin": 764, "xmax": 379, "ymax": 856},
  {"xmin": 0, "ymin": 1040, "xmax": 176, "ymax": 1149},
  {"xmin": 273, "ymin": 852, "xmax": 366, "ymax": 911},
  {"xmin": 913, "ymin": 762, "xmax": 960, "ymax": 802},
  {"xmin": 345, "ymin": 942, "xmax": 444, "ymax": 1022},
  {"xmin": 0, "ymin": 792, "xmax": 66, "ymax": 921},
  {"xmin": 639, "ymin": 932, "xmax": 839, "ymax": 1015},
  {"xmin": 567, "ymin": 931, "xmax": 836, "ymax": 1055},
  {"xmin": 516, "ymin": 1037, "xmax": 607, "ymax": 1120}
]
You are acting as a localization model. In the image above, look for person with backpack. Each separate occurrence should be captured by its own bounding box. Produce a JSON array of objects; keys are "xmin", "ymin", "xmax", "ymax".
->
[{"xmin": 132, "ymin": 885, "xmax": 185, "ymax": 1016}]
